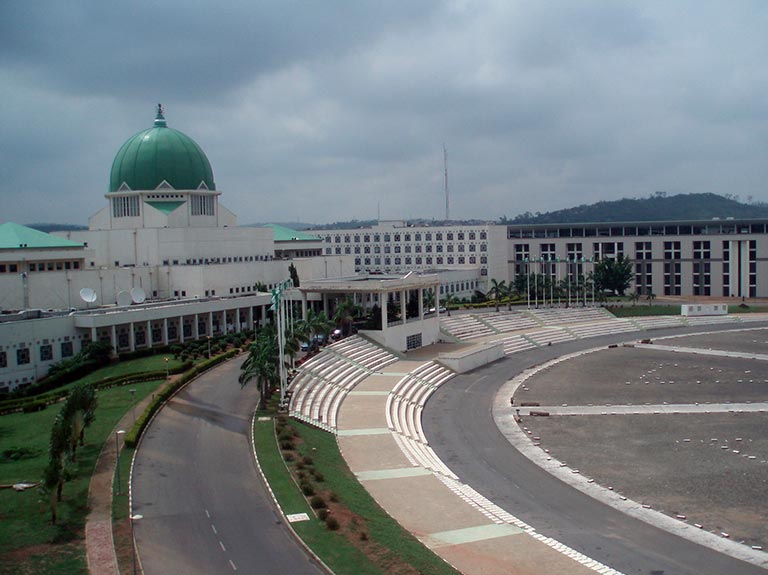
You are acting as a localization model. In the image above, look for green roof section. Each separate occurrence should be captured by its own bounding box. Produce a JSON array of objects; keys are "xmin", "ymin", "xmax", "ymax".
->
[
  {"xmin": 109, "ymin": 105, "xmax": 215, "ymax": 193},
  {"xmin": 0, "ymin": 222, "xmax": 83, "ymax": 249},
  {"xmin": 264, "ymin": 224, "xmax": 321, "ymax": 242},
  {"xmin": 145, "ymin": 200, "xmax": 185, "ymax": 214}
]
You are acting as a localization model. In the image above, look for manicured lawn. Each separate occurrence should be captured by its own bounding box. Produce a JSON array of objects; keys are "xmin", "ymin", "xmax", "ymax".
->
[
  {"xmin": 0, "ymin": 379, "xmax": 164, "ymax": 575},
  {"xmin": 253, "ymin": 415, "xmax": 460, "ymax": 575},
  {"xmin": 606, "ymin": 305, "xmax": 681, "ymax": 317}
]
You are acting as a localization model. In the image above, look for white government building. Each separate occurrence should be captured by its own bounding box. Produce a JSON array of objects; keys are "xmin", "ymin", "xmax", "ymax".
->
[{"xmin": 3, "ymin": 106, "xmax": 768, "ymax": 392}]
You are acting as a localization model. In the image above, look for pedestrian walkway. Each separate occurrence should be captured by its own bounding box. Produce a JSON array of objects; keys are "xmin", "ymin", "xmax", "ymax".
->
[
  {"xmin": 515, "ymin": 401, "xmax": 768, "ymax": 416},
  {"xmin": 85, "ymin": 375, "xmax": 177, "ymax": 575},
  {"xmin": 337, "ymin": 360, "xmax": 624, "ymax": 575}
]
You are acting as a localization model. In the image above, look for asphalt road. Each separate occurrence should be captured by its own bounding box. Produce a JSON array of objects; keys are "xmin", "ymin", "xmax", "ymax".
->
[
  {"xmin": 424, "ymin": 323, "xmax": 768, "ymax": 575},
  {"xmin": 132, "ymin": 356, "xmax": 325, "ymax": 575}
]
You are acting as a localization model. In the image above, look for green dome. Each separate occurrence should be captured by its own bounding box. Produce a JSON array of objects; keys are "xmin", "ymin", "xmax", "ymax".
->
[{"xmin": 109, "ymin": 105, "xmax": 215, "ymax": 193}]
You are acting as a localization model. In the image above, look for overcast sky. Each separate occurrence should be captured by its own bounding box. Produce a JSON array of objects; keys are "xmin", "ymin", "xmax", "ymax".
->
[{"xmin": 2, "ymin": 2, "xmax": 767, "ymax": 226}]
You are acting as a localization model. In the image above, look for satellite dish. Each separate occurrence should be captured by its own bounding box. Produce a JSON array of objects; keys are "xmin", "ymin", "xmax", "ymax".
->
[
  {"xmin": 79, "ymin": 287, "xmax": 97, "ymax": 304},
  {"xmin": 130, "ymin": 287, "xmax": 146, "ymax": 304},
  {"xmin": 116, "ymin": 291, "xmax": 132, "ymax": 307}
]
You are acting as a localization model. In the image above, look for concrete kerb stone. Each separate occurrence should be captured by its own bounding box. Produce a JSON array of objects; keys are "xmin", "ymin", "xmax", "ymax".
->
[
  {"xmin": 248, "ymin": 413, "xmax": 334, "ymax": 575},
  {"xmin": 126, "ymin": 353, "xmax": 244, "ymax": 575},
  {"xmin": 493, "ymin": 341, "xmax": 768, "ymax": 570}
]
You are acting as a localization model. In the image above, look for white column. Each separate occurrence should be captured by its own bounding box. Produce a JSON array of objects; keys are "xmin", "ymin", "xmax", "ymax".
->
[
  {"xmin": 247, "ymin": 306, "xmax": 254, "ymax": 332},
  {"xmin": 146, "ymin": 320, "xmax": 152, "ymax": 348},
  {"xmin": 110, "ymin": 325, "xmax": 117, "ymax": 356},
  {"xmin": 129, "ymin": 323, "xmax": 135, "ymax": 352},
  {"xmin": 381, "ymin": 293, "xmax": 388, "ymax": 330},
  {"xmin": 91, "ymin": 327, "xmax": 98, "ymax": 344},
  {"xmin": 301, "ymin": 292, "xmax": 308, "ymax": 320},
  {"xmin": 261, "ymin": 305, "xmax": 267, "ymax": 326},
  {"xmin": 235, "ymin": 308, "xmax": 241, "ymax": 332},
  {"xmin": 163, "ymin": 318, "xmax": 169, "ymax": 345},
  {"xmin": 193, "ymin": 314, "xmax": 199, "ymax": 339},
  {"xmin": 418, "ymin": 287, "xmax": 424, "ymax": 320},
  {"xmin": 207, "ymin": 312, "xmax": 213, "ymax": 337},
  {"xmin": 400, "ymin": 290, "xmax": 406, "ymax": 322},
  {"xmin": 221, "ymin": 310, "xmax": 227, "ymax": 334}
]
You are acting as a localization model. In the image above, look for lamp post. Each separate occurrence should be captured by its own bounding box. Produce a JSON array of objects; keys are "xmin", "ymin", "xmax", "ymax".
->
[
  {"xmin": 207, "ymin": 335, "xmax": 212, "ymax": 359},
  {"xmin": 524, "ymin": 258, "xmax": 530, "ymax": 309},
  {"xmin": 130, "ymin": 513, "xmax": 143, "ymax": 575},
  {"xmin": 129, "ymin": 389, "xmax": 136, "ymax": 423},
  {"xmin": 115, "ymin": 430, "xmax": 125, "ymax": 495},
  {"xmin": 164, "ymin": 357, "xmax": 169, "ymax": 380}
]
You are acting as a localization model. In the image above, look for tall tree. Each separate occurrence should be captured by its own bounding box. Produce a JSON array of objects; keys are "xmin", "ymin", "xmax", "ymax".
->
[
  {"xmin": 239, "ymin": 325, "xmax": 280, "ymax": 410},
  {"xmin": 333, "ymin": 296, "xmax": 361, "ymax": 337},
  {"xmin": 487, "ymin": 279, "xmax": 507, "ymax": 312},
  {"xmin": 593, "ymin": 255, "xmax": 633, "ymax": 296}
]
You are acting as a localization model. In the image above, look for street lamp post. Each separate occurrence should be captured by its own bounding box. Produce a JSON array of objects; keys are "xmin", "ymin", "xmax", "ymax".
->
[
  {"xmin": 115, "ymin": 430, "xmax": 125, "ymax": 495},
  {"xmin": 164, "ymin": 357, "xmax": 169, "ymax": 380},
  {"xmin": 207, "ymin": 335, "xmax": 212, "ymax": 359},
  {"xmin": 130, "ymin": 513, "xmax": 143, "ymax": 575},
  {"xmin": 525, "ymin": 258, "xmax": 530, "ymax": 309},
  {"xmin": 129, "ymin": 389, "xmax": 136, "ymax": 423}
]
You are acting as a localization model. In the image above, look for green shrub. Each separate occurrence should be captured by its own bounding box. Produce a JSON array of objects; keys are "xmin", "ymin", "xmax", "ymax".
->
[
  {"xmin": 22, "ymin": 401, "xmax": 47, "ymax": 413},
  {"xmin": 325, "ymin": 516, "xmax": 340, "ymax": 530},
  {"xmin": 301, "ymin": 482, "xmax": 315, "ymax": 496},
  {"xmin": 312, "ymin": 471, "xmax": 325, "ymax": 482},
  {"xmin": 280, "ymin": 440, "xmax": 294, "ymax": 450},
  {"xmin": 302, "ymin": 455, "xmax": 313, "ymax": 465},
  {"xmin": 310, "ymin": 495, "xmax": 327, "ymax": 509},
  {"xmin": 329, "ymin": 492, "xmax": 339, "ymax": 502},
  {"xmin": 317, "ymin": 509, "xmax": 329, "ymax": 521}
]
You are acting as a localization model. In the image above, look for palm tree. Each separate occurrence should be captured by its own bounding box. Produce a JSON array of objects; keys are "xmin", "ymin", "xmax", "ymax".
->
[
  {"xmin": 424, "ymin": 289, "xmax": 436, "ymax": 312},
  {"xmin": 333, "ymin": 295, "xmax": 360, "ymax": 337},
  {"xmin": 488, "ymin": 279, "xmax": 507, "ymax": 312},
  {"xmin": 443, "ymin": 293, "xmax": 458, "ymax": 317},
  {"xmin": 240, "ymin": 326, "xmax": 280, "ymax": 410}
]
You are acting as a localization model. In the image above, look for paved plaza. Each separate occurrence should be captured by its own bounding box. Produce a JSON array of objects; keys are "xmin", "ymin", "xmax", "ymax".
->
[{"xmin": 513, "ymin": 328, "xmax": 768, "ymax": 550}]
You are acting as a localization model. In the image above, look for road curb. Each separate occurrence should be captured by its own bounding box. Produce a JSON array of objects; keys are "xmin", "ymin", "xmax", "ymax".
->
[{"xmin": 249, "ymin": 413, "xmax": 334, "ymax": 575}]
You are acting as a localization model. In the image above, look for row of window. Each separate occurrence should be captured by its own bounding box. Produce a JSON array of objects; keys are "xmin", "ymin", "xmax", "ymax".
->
[
  {"xmin": 159, "ymin": 255, "xmax": 274, "ymax": 266},
  {"xmin": 512, "ymin": 241, "xmax": 728, "ymax": 261},
  {"xmin": 507, "ymin": 223, "xmax": 768, "ymax": 239},
  {"xmin": 327, "ymin": 243, "xmax": 487, "ymax": 256},
  {"xmin": 0, "ymin": 341, "xmax": 74, "ymax": 369},
  {"xmin": 354, "ymin": 255, "xmax": 487, "ymax": 267},
  {"xmin": 325, "ymin": 230, "xmax": 488, "ymax": 243}
]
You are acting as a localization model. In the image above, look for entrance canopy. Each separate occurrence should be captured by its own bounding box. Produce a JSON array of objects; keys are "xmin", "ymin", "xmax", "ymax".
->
[{"xmin": 299, "ymin": 273, "xmax": 440, "ymax": 352}]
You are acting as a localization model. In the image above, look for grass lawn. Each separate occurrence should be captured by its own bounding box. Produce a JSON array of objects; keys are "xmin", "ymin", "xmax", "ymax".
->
[
  {"xmin": 0, "ymin": 378, "xmax": 165, "ymax": 575},
  {"xmin": 253, "ymin": 414, "xmax": 460, "ymax": 575},
  {"xmin": 606, "ymin": 305, "xmax": 681, "ymax": 317}
]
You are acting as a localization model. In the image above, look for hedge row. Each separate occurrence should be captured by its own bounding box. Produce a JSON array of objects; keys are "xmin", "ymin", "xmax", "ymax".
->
[
  {"xmin": 0, "ymin": 361, "xmax": 193, "ymax": 416},
  {"xmin": 124, "ymin": 350, "xmax": 239, "ymax": 448}
]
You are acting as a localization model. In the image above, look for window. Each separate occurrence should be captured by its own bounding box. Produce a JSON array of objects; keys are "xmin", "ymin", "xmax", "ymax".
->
[
  {"xmin": 0, "ymin": 351, "xmax": 6, "ymax": 368},
  {"xmin": 40, "ymin": 344, "xmax": 53, "ymax": 361},
  {"xmin": 191, "ymin": 194, "xmax": 214, "ymax": 215},
  {"xmin": 17, "ymin": 348, "xmax": 30, "ymax": 365}
]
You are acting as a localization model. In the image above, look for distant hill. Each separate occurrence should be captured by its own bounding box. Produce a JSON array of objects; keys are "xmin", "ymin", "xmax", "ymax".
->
[
  {"xmin": 26, "ymin": 223, "xmax": 88, "ymax": 233},
  {"xmin": 502, "ymin": 193, "xmax": 768, "ymax": 224}
]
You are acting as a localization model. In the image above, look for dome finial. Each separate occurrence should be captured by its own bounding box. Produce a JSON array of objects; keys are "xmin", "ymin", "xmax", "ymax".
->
[{"xmin": 154, "ymin": 103, "xmax": 167, "ymax": 127}]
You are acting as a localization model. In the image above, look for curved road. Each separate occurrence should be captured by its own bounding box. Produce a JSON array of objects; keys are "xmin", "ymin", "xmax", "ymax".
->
[
  {"xmin": 424, "ymin": 323, "xmax": 768, "ymax": 575},
  {"xmin": 131, "ymin": 357, "xmax": 325, "ymax": 575}
]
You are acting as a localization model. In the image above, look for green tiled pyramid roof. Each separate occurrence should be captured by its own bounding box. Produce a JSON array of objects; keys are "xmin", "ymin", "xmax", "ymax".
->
[
  {"xmin": 264, "ymin": 224, "xmax": 321, "ymax": 242},
  {"xmin": 109, "ymin": 106, "xmax": 215, "ymax": 193},
  {"xmin": 0, "ymin": 222, "xmax": 83, "ymax": 249}
]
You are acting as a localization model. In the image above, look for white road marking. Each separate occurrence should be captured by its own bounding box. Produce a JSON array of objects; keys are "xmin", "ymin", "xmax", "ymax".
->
[
  {"xmin": 211, "ymin": 524, "xmax": 218, "ymax": 535},
  {"xmin": 219, "ymin": 541, "xmax": 226, "ymax": 551},
  {"xmin": 229, "ymin": 559, "xmax": 238, "ymax": 571},
  {"xmin": 205, "ymin": 509, "xmax": 210, "ymax": 518}
]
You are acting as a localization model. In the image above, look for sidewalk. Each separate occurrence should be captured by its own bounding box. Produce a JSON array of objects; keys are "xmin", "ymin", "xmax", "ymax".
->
[
  {"xmin": 336, "ymin": 360, "xmax": 615, "ymax": 575},
  {"xmin": 85, "ymin": 376, "xmax": 176, "ymax": 575}
]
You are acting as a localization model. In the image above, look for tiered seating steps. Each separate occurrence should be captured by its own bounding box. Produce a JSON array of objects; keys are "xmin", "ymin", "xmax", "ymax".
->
[{"xmin": 289, "ymin": 336, "xmax": 398, "ymax": 432}]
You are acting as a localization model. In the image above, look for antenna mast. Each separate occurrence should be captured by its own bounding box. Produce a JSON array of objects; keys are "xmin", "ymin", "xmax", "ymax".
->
[{"xmin": 443, "ymin": 144, "xmax": 450, "ymax": 221}]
